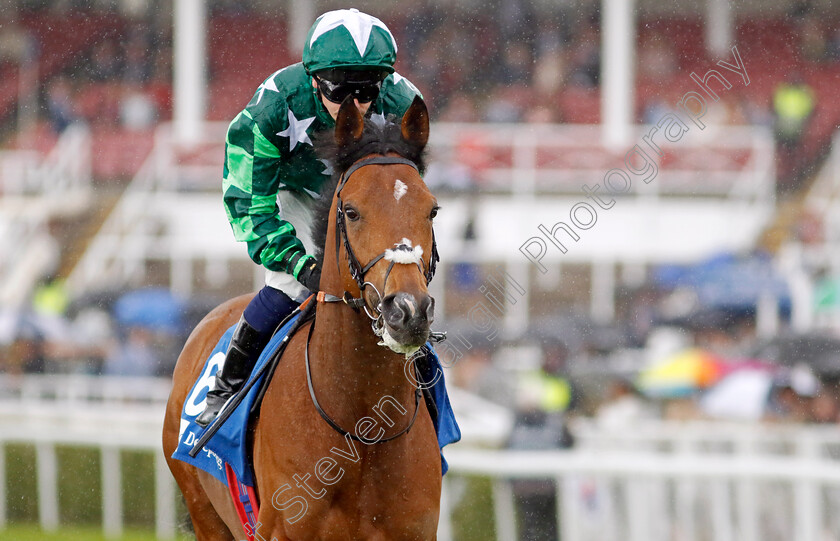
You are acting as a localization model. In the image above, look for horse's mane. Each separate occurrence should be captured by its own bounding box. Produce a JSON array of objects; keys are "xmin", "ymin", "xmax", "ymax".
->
[{"xmin": 309, "ymin": 113, "xmax": 428, "ymax": 267}]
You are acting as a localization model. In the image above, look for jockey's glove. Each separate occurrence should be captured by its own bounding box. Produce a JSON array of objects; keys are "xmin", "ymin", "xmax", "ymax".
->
[{"xmin": 298, "ymin": 261, "xmax": 321, "ymax": 292}]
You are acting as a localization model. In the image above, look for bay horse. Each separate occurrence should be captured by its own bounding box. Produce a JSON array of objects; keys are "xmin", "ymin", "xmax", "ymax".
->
[{"xmin": 162, "ymin": 96, "xmax": 442, "ymax": 540}]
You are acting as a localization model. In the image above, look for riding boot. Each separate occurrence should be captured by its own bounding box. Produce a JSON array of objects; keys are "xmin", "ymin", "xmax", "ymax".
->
[{"xmin": 195, "ymin": 316, "xmax": 268, "ymax": 427}]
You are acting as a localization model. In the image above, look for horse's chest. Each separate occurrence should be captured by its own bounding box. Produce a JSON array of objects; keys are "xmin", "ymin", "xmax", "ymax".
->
[
  {"xmin": 256, "ymin": 416, "xmax": 440, "ymax": 540},
  {"xmin": 254, "ymin": 360, "xmax": 440, "ymax": 539},
  {"xmin": 271, "ymin": 462, "xmax": 439, "ymax": 540},
  {"xmin": 318, "ymin": 505, "xmax": 439, "ymax": 540}
]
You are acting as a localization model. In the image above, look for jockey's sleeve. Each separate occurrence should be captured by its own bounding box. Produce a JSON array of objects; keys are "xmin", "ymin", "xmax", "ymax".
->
[{"xmin": 222, "ymin": 107, "xmax": 315, "ymax": 279}]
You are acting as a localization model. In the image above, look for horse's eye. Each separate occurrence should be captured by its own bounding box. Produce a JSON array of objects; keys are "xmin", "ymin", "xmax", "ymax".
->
[
  {"xmin": 430, "ymin": 207, "xmax": 439, "ymax": 220},
  {"xmin": 344, "ymin": 206, "xmax": 360, "ymax": 221}
]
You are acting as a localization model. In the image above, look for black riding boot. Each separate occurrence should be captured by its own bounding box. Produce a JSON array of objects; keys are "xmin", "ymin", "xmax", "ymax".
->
[{"xmin": 195, "ymin": 316, "xmax": 268, "ymax": 427}]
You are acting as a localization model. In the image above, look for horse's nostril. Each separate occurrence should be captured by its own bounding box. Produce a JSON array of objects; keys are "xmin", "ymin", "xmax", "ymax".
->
[
  {"xmin": 382, "ymin": 293, "xmax": 412, "ymax": 328},
  {"xmin": 420, "ymin": 295, "xmax": 434, "ymax": 324},
  {"xmin": 382, "ymin": 293, "xmax": 433, "ymax": 331}
]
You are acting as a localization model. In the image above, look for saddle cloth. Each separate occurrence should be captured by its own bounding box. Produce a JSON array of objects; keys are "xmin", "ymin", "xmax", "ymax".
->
[{"xmin": 172, "ymin": 314, "xmax": 460, "ymax": 488}]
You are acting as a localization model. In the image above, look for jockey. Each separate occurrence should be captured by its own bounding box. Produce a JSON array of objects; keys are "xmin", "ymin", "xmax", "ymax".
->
[{"xmin": 197, "ymin": 7, "xmax": 458, "ymax": 460}]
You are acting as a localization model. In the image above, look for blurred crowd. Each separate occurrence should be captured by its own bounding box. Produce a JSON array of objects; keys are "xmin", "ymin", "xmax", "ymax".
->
[
  {"xmin": 448, "ymin": 312, "xmax": 840, "ymax": 431},
  {"xmin": 45, "ymin": 19, "xmax": 172, "ymax": 133},
  {"xmin": 444, "ymin": 283, "xmax": 840, "ymax": 540},
  {"xmin": 0, "ymin": 276, "xmax": 197, "ymax": 378},
  {"xmin": 0, "ymin": 5, "xmax": 172, "ymax": 138},
  {"xmin": 0, "ymin": 1, "xmax": 837, "ymax": 187},
  {"xmin": 1, "ymin": 0, "xmax": 839, "ymax": 397}
]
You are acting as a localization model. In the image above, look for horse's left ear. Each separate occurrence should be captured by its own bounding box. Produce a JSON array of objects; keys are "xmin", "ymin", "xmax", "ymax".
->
[
  {"xmin": 335, "ymin": 96, "xmax": 365, "ymax": 148},
  {"xmin": 401, "ymin": 96, "xmax": 429, "ymax": 150}
]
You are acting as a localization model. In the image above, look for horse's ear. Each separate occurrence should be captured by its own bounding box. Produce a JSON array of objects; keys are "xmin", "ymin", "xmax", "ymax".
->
[
  {"xmin": 401, "ymin": 96, "xmax": 429, "ymax": 150},
  {"xmin": 335, "ymin": 96, "xmax": 364, "ymax": 147}
]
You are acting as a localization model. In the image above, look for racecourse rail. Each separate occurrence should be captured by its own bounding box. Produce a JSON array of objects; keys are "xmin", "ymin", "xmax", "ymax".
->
[{"xmin": 3, "ymin": 375, "xmax": 840, "ymax": 540}]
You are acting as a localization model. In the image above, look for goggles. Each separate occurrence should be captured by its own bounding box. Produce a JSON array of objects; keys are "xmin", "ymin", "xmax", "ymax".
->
[{"xmin": 314, "ymin": 69, "xmax": 387, "ymax": 104}]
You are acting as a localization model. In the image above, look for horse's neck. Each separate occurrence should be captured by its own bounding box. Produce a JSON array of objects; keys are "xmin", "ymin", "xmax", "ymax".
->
[{"xmin": 308, "ymin": 301, "xmax": 414, "ymax": 419}]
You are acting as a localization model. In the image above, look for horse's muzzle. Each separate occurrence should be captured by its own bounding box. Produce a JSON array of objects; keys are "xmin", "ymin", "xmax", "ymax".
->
[{"xmin": 381, "ymin": 292, "xmax": 434, "ymax": 347}]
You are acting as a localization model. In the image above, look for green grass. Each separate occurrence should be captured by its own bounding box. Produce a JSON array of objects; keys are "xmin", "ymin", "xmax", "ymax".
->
[
  {"xmin": 58, "ymin": 446, "xmax": 100, "ymax": 524},
  {"xmin": 452, "ymin": 476, "xmax": 496, "ymax": 541},
  {"xmin": 3, "ymin": 443, "xmax": 192, "ymax": 538},
  {"xmin": 3, "ymin": 443, "xmax": 494, "ymax": 541},
  {"xmin": 6, "ymin": 444, "xmax": 38, "ymax": 522},
  {"xmin": 0, "ymin": 524, "xmax": 192, "ymax": 540},
  {"xmin": 122, "ymin": 450, "xmax": 156, "ymax": 526}
]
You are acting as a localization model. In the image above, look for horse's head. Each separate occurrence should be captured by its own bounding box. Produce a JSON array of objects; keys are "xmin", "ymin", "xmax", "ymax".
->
[{"xmin": 317, "ymin": 96, "xmax": 438, "ymax": 355}]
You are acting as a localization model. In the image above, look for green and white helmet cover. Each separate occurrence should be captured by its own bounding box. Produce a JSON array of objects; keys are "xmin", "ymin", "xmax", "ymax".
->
[{"xmin": 302, "ymin": 8, "xmax": 398, "ymax": 74}]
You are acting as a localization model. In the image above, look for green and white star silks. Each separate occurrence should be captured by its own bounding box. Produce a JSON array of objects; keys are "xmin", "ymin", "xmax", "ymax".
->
[
  {"xmin": 222, "ymin": 62, "xmax": 421, "ymax": 280},
  {"xmin": 302, "ymin": 8, "xmax": 397, "ymax": 74}
]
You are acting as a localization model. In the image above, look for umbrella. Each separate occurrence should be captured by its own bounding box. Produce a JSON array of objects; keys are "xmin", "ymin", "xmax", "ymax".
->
[
  {"xmin": 814, "ymin": 277, "xmax": 840, "ymax": 311},
  {"xmin": 525, "ymin": 314, "xmax": 630, "ymax": 353},
  {"xmin": 749, "ymin": 333, "xmax": 840, "ymax": 378},
  {"xmin": 653, "ymin": 252, "xmax": 790, "ymax": 312},
  {"xmin": 700, "ymin": 367, "xmax": 776, "ymax": 420},
  {"xmin": 113, "ymin": 288, "xmax": 185, "ymax": 332},
  {"xmin": 637, "ymin": 348, "xmax": 728, "ymax": 398}
]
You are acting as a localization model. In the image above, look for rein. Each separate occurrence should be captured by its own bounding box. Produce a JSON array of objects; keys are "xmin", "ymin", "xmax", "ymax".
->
[{"xmin": 303, "ymin": 314, "xmax": 423, "ymax": 444}]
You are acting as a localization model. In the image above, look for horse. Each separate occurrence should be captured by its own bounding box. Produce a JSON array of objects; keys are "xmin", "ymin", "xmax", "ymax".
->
[{"xmin": 162, "ymin": 96, "xmax": 443, "ymax": 540}]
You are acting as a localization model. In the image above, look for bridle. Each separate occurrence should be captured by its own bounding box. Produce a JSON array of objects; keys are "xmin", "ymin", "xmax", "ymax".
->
[
  {"xmin": 306, "ymin": 154, "xmax": 441, "ymax": 445},
  {"xmin": 334, "ymin": 155, "xmax": 439, "ymax": 319}
]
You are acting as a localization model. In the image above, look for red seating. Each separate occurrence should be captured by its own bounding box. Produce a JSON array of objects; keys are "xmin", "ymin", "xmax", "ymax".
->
[
  {"xmin": 208, "ymin": 80, "xmax": 255, "ymax": 121},
  {"xmin": 558, "ymin": 87, "xmax": 600, "ymax": 124},
  {"xmin": 90, "ymin": 128, "xmax": 155, "ymax": 181},
  {"xmin": 208, "ymin": 14, "xmax": 293, "ymax": 87},
  {"xmin": 0, "ymin": 14, "xmax": 122, "ymax": 118},
  {"xmin": 5, "ymin": 12, "xmax": 838, "ymax": 186}
]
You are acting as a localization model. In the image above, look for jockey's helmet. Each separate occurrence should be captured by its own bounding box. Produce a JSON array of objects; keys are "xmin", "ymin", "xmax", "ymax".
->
[{"xmin": 302, "ymin": 9, "xmax": 397, "ymax": 76}]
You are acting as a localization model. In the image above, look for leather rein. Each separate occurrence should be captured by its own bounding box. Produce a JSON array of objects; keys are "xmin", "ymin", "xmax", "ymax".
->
[{"xmin": 305, "ymin": 155, "xmax": 439, "ymax": 444}]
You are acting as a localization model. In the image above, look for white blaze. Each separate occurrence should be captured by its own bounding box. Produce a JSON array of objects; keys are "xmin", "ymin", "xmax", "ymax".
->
[{"xmin": 394, "ymin": 179, "xmax": 408, "ymax": 201}]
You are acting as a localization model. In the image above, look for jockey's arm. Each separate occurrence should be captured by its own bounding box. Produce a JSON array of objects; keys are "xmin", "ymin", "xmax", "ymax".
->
[{"xmin": 223, "ymin": 106, "xmax": 315, "ymax": 281}]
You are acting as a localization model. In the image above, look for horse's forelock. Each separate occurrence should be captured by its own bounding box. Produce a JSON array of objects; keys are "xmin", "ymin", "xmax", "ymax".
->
[{"xmin": 309, "ymin": 114, "xmax": 428, "ymax": 267}]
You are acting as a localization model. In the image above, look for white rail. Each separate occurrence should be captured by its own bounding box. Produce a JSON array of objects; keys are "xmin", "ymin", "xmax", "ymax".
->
[
  {"xmin": 441, "ymin": 442, "xmax": 840, "ymax": 541},
  {"xmin": 4, "ymin": 406, "xmax": 840, "ymax": 540},
  {"xmin": 571, "ymin": 417, "xmax": 840, "ymax": 453},
  {"xmin": 0, "ymin": 124, "xmax": 91, "ymax": 196},
  {"xmin": 0, "ymin": 377, "xmax": 174, "ymax": 537},
  {"xmin": 0, "ymin": 125, "xmax": 93, "ymax": 319},
  {"xmin": 0, "ymin": 374, "xmax": 173, "ymax": 404},
  {"xmin": 66, "ymin": 122, "xmax": 776, "ymax": 314},
  {"xmin": 5, "ymin": 376, "xmax": 840, "ymax": 541},
  {"xmin": 119, "ymin": 122, "xmax": 775, "ymax": 200},
  {"xmin": 0, "ymin": 405, "xmax": 175, "ymax": 539},
  {"xmin": 428, "ymin": 123, "xmax": 775, "ymax": 201},
  {"xmin": 0, "ymin": 375, "xmax": 511, "ymax": 539}
]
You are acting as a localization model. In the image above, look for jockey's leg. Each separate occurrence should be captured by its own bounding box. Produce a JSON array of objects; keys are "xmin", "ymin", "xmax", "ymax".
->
[
  {"xmin": 416, "ymin": 346, "xmax": 461, "ymax": 474},
  {"xmin": 196, "ymin": 286, "xmax": 298, "ymax": 427}
]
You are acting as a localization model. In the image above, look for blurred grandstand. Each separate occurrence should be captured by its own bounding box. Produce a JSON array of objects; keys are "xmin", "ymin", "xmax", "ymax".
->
[{"xmin": 2, "ymin": 0, "xmax": 840, "ymax": 539}]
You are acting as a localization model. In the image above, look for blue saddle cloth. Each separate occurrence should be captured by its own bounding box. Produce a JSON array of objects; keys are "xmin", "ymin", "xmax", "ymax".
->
[{"xmin": 172, "ymin": 314, "xmax": 461, "ymax": 486}]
